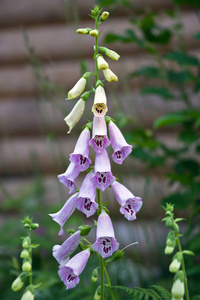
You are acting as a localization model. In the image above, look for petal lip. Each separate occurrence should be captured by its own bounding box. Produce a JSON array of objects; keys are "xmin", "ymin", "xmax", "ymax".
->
[{"xmin": 58, "ymin": 163, "xmax": 80, "ymax": 194}]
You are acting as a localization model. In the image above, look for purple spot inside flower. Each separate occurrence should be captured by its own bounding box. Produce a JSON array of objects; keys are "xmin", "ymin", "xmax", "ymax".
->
[
  {"xmin": 79, "ymin": 154, "xmax": 87, "ymax": 166},
  {"xmin": 99, "ymin": 237, "xmax": 112, "ymax": 255},
  {"xmin": 66, "ymin": 270, "xmax": 77, "ymax": 283},
  {"xmin": 97, "ymin": 172, "xmax": 107, "ymax": 186},
  {"xmin": 94, "ymin": 135, "xmax": 104, "ymax": 149},
  {"xmin": 115, "ymin": 150, "xmax": 122, "ymax": 160},
  {"xmin": 83, "ymin": 198, "xmax": 93, "ymax": 212}
]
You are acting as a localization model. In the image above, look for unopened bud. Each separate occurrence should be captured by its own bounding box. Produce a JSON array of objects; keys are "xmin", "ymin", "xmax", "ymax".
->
[
  {"xmin": 22, "ymin": 261, "xmax": 32, "ymax": 272},
  {"xmin": 94, "ymin": 286, "xmax": 101, "ymax": 300},
  {"xmin": 91, "ymin": 268, "xmax": 98, "ymax": 282},
  {"xmin": 100, "ymin": 11, "xmax": 109, "ymax": 21},
  {"xmin": 166, "ymin": 218, "xmax": 173, "ymax": 227},
  {"xmin": 103, "ymin": 68, "xmax": 118, "ymax": 82},
  {"xmin": 76, "ymin": 28, "xmax": 91, "ymax": 35},
  {"xmin": 99, "ymin": 46, "xmax": 120, "ymax": 61},
  {"xmin": 171, "ymin": 271, "xmax": 185, "ymax": 299},
  {"xmin": 90, "ymin": 29, "xmax": 99, "ymax": 37},
  {"xmin": 169, "ymin": 252, "xmax": 182, "ymax": 273},
  {"xmin": 164, "ymin": 245, "xmax": 174, "ymax": 255},
  {"xmin": 22, "ymin": 237, "xmax": 31, "ymax": 248},
  {"xmin": 11, "ymin": 275, "xmax": 25, "ymax": 291},
  {"xmin": 20, "ymin": 249, "xmax": 29, "ymax": 259},
  {"xmin": 31, "ymin": 223, "xmax": 39, "ymax": 229},
  {"xmin": 97, "ymin": 55, "xmax": 109, "ymax": 70},
  {"xmin": 21, "ymin": 285, "xmax": 35, "ymax": 300},
  {"xmin": 172, "ymin": 223, "xmax": 179, "ymax": 233}
]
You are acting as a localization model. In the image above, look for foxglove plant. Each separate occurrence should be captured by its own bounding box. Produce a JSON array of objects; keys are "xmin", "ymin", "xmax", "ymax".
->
[{"xmin": 49, "ymin": 6, "xmax": 143, "ymax": 299}]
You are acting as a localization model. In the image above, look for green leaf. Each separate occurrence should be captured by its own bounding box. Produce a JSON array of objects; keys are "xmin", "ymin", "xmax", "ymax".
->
[
  {"xmin": 173, "ymin": 0, "xmax": 200, "ymax": 9},
  {"xmin": 162, "ymin": 192, "xmax": 190, "ymax": 209},
  {"xmin": 163, "ymin": 51, "xmax": 199, "ymax": 66},
  {"xmin": 179, "ymin": 128, "xmax": 199, "ymax": 144},
  {"xmin": 182, "ymin": 250, "xmax": 195, "ymax": 256},
  {"xmin": 129, "ymin": 66, "xmax": 160, "ymax": 78},
  {"xmin": 167, "ymin": 70, "xmax": 194, "ymax": 84},
  {"xmin": 104, "ymin": 29, "xmax": 145, "ymax": 48},
  {"xmin": 154, "ymin": 113, "xmax": 187, "ymax": 129},
  {"xmin": 31, "ymin": 244, "xmax": 40, "ymax": 248},
  {"xmin": 141, "ymin": 86, "xmax": 173, "ymax": 99},
  {"xmin": 174, "ymin": 218, "xmax": 186, "ymax": 222}
]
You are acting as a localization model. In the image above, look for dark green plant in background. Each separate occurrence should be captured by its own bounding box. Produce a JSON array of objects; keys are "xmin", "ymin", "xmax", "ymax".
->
[{"xmin": 97, "ymin": 0, "xmax": 200, "ymax": 295}]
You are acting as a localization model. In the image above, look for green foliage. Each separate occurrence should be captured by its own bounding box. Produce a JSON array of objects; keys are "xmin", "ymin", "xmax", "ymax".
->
[{"xmin": 110, "ymin": 285, "xmax": 171, "ymax": 300}]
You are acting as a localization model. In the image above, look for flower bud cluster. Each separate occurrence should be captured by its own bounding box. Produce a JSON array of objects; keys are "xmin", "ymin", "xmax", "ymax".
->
[
  {"xmin": 49, "ymin": 6, "xmax": 142, "ymax": 293},
  {"xmin": 163, "ymin": 204, "xmax": 194, "ymax": 300},
  {"xmin": 11, "ymin": 217, "xmax": 39, "ymax": 299}
]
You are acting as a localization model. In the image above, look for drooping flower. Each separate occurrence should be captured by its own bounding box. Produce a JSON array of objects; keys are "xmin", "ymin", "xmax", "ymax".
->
[
  {"xmin": 111, "ymin": 181, "xmax": 142, "ymax": 221},
  {"xmin": 53, "ymin": 230, "xmax": 82, "ymax": 265},
  {"xmin": 169, "ymin": 252, "xmax": 182, "ymax": 273},
  {"xmin": 69, "ymin": 127, "xmax": 91, "ymax": 171},
  {"xmin": 58, "ymin": 249, "xmax": 90, "ymax": 290},
  {"xmin": 99, "ymin": 11, "xmax": 109, "ymax": 22},
  {"xmin": 89, "ymin": 116, "xmax": 110, "ymax": 153},
  {"xmin": 58, "ymin": 163, "xmax": 80, "ymax": 194},
  {"xmin": 90, "ymin": 29, "xmax": 99, "ymax": 37},
  {"xmin": 49, "ymin": 193, "xmax": 78, "ymax": 235},
  {"xmin": 75, "ymin": 171, "xmax": 98, "ymax": 217},
  {"xmin": 76, "ymin": 28, "xmax": 92, "ymax": 35},
  {"xmin": 92, "ymin": 209, "xmax": 119, "ymax": 258},
  {"xmin": 108, "ymin": 120, "xmax": 132, "ymax": 164},
  {"xmin": 92, "ymin": 85, "xmax": 108, "ymax": 117},
  {"xmin": 67, "ymin": 72, "xmax": 90, "ymax": 99},
  {"xmin": 99, "ymin": 46, "xmax": 120, "ymax": 61},
  {"xmin": 91, "ymin": 150, "xmax": 115, "ymax": 191},
  {"xmin": 11, "ymin": 273, "xmax": 26, "ymax": 291},
  {"xmin": 64, "ymin": 98, "xmax": 85, "ymax": 134},
  {"xmin": 21, "ymin": 285, "xmax": 35, "ymax": 300},
  {"xmin": 103, "ymin": 68, "xmax": 118, "ymax": 82},
  {"xmin": 171, "ymin": 271, "xmax": 185, "ymax": 299},
  {"xmin": 97, "ymin": 55, "xmax": 109, "ymax": 70}
]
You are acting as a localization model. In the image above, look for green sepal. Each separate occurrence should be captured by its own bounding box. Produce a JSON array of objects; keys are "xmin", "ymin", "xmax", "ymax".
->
[
  {"xmin": 78, "ymin": 225, "xmax": 92, "ymax": 236},
  {"xmin": 82, "ymin": 121, "xmax": 93, "ymax": 132},
  {"xmin": 105, "ymin": 250, "xmax": 124, "ymax": 264},
  {"xmin": 105, "ymin": 116, "xmax": 115, "ymax": 124},
  {"xmin": 182, "ymin": 250, "xmax": 195, "ymax": 256},
  {"xmin": 81, "ymin": 91, "xmax": 90, "ymax": 101},
  {"xmin": 83, "ymin": 72, "xmax": 91, "ymax": 80},
  {"xmin": 31, "ymin": 244, "xmax": 40, "ymax": 248},
  {"xmin": 174, "ymin": 218, "xmax": 186, "ymax": 223},
  {"xmin": 96, "ymin": 80, "xmax": 104, "ymax": 88}
]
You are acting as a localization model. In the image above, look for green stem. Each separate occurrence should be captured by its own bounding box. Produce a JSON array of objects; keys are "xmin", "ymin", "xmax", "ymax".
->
[
  {"xmin": 176, "ymin": 233, "xmax": 190, "ymax": 300},
  {"xmin": 104, "ymin": 266, "xmax": 115, "ymax": 300},
  {"xmin": 28, "ymin": 229, "xmax": 33, "ymax": 285},
  {"xmin": 100, "ymin": 256, "xmax": 105, "ymax": 300},
  {"xmin": 95, "ymin": 18, "xmax": 99, "ymax": 83}
]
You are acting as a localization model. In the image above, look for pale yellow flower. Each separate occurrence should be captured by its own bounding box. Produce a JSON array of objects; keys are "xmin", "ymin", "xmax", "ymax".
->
[
  {"xmin": 92, "ymin": 85, "xmax": 108, "ymax": 117},
  {"xmin": 103, "ymin": 68, "xmax": 118, "ymax": 82},
  {"xmin": 64, "ymin": 98, "xmax": 85, "ymax": 133}
]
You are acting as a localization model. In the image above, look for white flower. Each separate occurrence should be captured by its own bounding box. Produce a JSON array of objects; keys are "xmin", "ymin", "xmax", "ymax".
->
[
  {"xmin": 97, "ymin": 55, "xmax": 109, "ymax": 70},
  {"xmin": 21, "ymin": 290, "xmax": 34, "ymax": 300},
  {"xmin": 169, "ymin": 258, "xmax": 181, "ymax": 273},
  {"xmin": 90, "ymin": 29, "xmax": 99, "ymax": 37},
  {"xmin": 11, "ymin": 276, "xmax": 24, "ymax": 291},
  {"xmin": 103, "ymin": 69, "xmax": 118, "ymax": 82},
  {"xmin": 64, "ymin": 98, "xmax": 85, "ymax": 133},
  {"xmin": 92, "ymin": 85, "xmax": 108, "ymax": 116}
]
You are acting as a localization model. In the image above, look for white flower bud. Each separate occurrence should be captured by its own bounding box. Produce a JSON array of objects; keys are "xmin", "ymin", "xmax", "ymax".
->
[
  {"xmin": 169, "ymin": 258, "xmax": 181, "ymax": 273},
  {"xmin": 76, "ymin": 28, "xmax": 91, "ymax": 35},
  {"xmin": 89, "ymin": 29, "xmax": 99, "ymax": 37},
  {"xmin": 21, "ymin": 290, "xmax": 34, "ymax": 300},
  {"xmin": 67, "ymin": 77, "xmax": 87, "ymax": 100},
  {"xmin": 11, "ymin": 276, "xmax": 24, "ymax": 291},
  {"xmin": 164, "ymin": 245, "xmax": 174, "ymax": 255},
  {"xmin": 97, "ymin": 55, "xmax": 109, "ymax": 70},
  {"xmin": 92, "ymin": 85, "xmax": 108, "ymax": 117},
  {"xmin": 171, "ymin": 279, "xmax": 185, "ymax": 299},
  {"xmin": 99, "ymin": 47, "xmax": 120, "ymax": 61},
  {"xmin": 20, "ymin": 249, "xmax": 29, "ymax": 259},
  {"xmin": 64, "ymin": 98, "xmax": 85, "ymax": 133},
  {"xmin": 100, "ymin": 11, "xmax": 109, "ymax": 21},
  {"xmin": 103, "ymin": 69, "xmax": 118, "ymax": 82},
  {"xmin": 22, "ymin": 261, "xmax": 32, "ymax": 272}
]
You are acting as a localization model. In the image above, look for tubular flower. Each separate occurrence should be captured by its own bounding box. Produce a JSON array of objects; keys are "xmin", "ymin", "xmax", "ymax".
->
[
  {"xmin": 97, "ymin": 55, "xmax": 109, "ymax": 70},
  {"xmin": 92, "ymin": 85, "xmax": 108, "ymax": 117},
  {"xmin": 58, "ymin": 162, "xmax": 80, "ymax": 194},
  {"xmin": 53, "ymin": 230, "xmax": 82, "ymax": 265},
  {"xmin": 69, "ymin": 127, "xmax": 91, "ymax": 171},
  {"xmin": 76, "ymin": 28, "xmax": 91, "ymax": 35},
  {"xmin": 49, "ymin": 193, "xmax": 78, "ymax": 235},
  {"xmin": 67, "ymin": 72, "xmax": 90, "ymax": 99},
  {"xmin": 75, "ymin": 171, "xmax": 98, "ymax": 217},
  {"xmin": 171, "ymin": 271, "xmax": 185, "ymax": 299},
  {"xmin": 103, "ymin": 68, "xmax": 118, "ymax": 82},
  {"xmin": 99, "ymin": 46, "xmax": 120, "ymax": 61},
  {"xmin": 91, "ymin": 150, "xmax": 115, "ymax": 191},
  {"xmin": 111, "ymin": 181, "xmax": 142, "ymax": 221},
  {"xmin": 89, "ymin": 116, "xmax": 110, "ymax": 153},
  {"xmin": 58, "ymin": 249, "xmax": 91, "ymax": 290},
  {"xmin": 64, "ymin": 98, "xmax": 85, "ymax": 133},
  {"xmin": 92, "ymin": 209, "xmax": 119, "ymax": 258},
  {"xmin": 109, "ymin": 120, "xmax": 132, "ymax": 164}
]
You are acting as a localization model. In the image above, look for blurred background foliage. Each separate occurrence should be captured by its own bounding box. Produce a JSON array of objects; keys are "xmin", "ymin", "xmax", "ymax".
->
[{"xmin": 0, "ymin": 0, "xmax": 200, "ymax": 299}]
